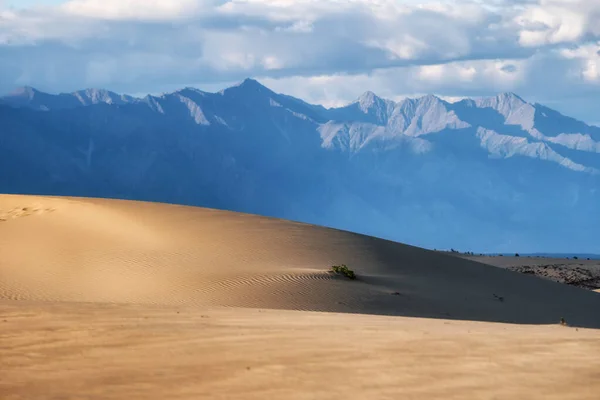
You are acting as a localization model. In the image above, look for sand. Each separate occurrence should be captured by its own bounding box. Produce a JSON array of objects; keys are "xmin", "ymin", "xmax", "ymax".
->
[{"xmin": 2, "ymin": 194, "xmax": 600, "ymax": 399}]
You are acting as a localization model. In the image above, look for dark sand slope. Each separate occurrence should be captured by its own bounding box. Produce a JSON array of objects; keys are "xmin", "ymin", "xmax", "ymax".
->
[{"xmin": 1, "ymin": 194, "xmax": 600, "ymax": 328}]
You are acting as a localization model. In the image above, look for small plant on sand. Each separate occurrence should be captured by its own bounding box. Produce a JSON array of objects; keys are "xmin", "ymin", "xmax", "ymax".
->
[
  {"xmin": 331, "ymin": 264, "xmax": 356, "ymax": 280},
  {"xmin": 560, "ymin": 317, "xmax": 568, "ymax": 326}
]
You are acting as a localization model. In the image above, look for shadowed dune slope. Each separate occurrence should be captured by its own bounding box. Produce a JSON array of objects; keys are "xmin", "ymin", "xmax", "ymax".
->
[{"xmin": 1, "ymin": 194, "xmax": 600, "ymax": 327}]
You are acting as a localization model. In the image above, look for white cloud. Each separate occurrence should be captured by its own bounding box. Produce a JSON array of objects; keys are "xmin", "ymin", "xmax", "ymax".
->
[
  {"xmin": 262, "ymin": 55, "xmax": 284, "ymax": 70},
  {"xmin": 365, "ymin": 36, "xmax": 430, "ymax": 60},
  {"xmin": 415, "ymin": 60, "xmax": 525, "ymax": 88},
  {"xmin": 61, "ymin": 0, "xmax": 206, "ymax": 20},
  {"xmin": 0, "ymin": 0, "xmax": 600, "ymax": 123},
  {"xmin": 582, "ymin": 60, "xmax": 599, "ymax": 82},
  {"xmin": 514, "ymin": 0, "xmax": 600, "ymax": 46},
  {"xmin": 260, "ymin": 58, "xmax": 528, "ymax": 107},
  {"xmin": 559, "ymin": 42, "xmax": 600, "ymax": 83}
]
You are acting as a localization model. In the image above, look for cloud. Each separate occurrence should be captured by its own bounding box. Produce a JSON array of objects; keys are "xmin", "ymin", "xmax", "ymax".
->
[
  {"xmin": 514, "ymin": 0, "xmax": 600, "ymax": 46},
  {"xmin": 61, "ymin": 0, "xmax": 216, "ymax": 20},
  {"xmin": 0, "ymin": 0, "xmax": 600, "ymax": 123},
  {"xmin": 559, "ymin": 43, "xmax": 600, "ymax": 83},
  {"xmin": 259, "ymin": 58, "xmax": 529, "ymax": 106}
]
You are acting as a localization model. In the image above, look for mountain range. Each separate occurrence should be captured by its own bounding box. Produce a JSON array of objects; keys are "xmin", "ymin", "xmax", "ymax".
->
[{"xmin": 1, "ymin": 78, "xmax": 599, "ymax": 252}]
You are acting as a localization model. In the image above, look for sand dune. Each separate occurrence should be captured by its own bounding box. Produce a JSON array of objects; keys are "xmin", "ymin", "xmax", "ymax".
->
[
  {"xmin": 1, "ymin": 194, "xmax": 600, "ymax": 326},
  {"xmin": 2, "ymin": 194, "xmax": 600, "ymax": 400}
]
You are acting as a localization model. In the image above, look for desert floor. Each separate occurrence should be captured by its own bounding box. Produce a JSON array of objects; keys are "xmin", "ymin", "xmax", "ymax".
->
[
  {"xmin": 2, "ymin": 194, "xmax": 600, "ymax": 399},
  {"xmin": 462, "ymin": 254, "xmax": 600, "ymax": 291}
]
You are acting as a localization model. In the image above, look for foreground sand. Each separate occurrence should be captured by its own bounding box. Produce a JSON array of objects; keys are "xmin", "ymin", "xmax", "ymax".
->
[
  {"xmin": 3, "ymin": 300, "xmax": 600, "ymax": 400},
  {"xmin": 2, "ymin": 194, "xmax": 600, "ymax": 399}
]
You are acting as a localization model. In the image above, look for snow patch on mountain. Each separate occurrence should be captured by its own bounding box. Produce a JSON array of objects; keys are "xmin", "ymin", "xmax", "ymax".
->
[
  {"xmin": 176, "ymin": 94, "xmax": 210, "ymax": 126},
  {"xmin": 396, "ymin": 95, "xmax": 470, "ymax": 137},
  {"xmin": 547, "ymin": 133, "xmax": 600, "ymax": 152},
  {"xmin": 526, "ymin": 128, "xmax": 600, "ymax": 154},
  {"xmin": 320, "ymin": 94, "xmax": 468, "ymax": 153},
  {"xmin": 477, "ymin": 128, "xmax": 597, "ymax": 173},
  {"xmin": 319, "ymin": 120, "xmax": 434, "ymax": 154},
  {"xmin": 269, "ymin": 98, "xmax": 283, "ymax": 107},
  {"xmin": 474, "ymin": 93, "xmax": 534, "ymax": 128},
  {"xmin": 214, "ymin": 115, "xmax": 230, "ymax": 127},
  {"xmin": 144, "ymin": 95, "xmax": 165, "ymax": 114},
  {"xmin": 287, "ymin": 109, "xmax": 312, "ymax": 121},
  {"xmin": 319, "ymin": 122, "xmax": 377, "ymax": 151}
]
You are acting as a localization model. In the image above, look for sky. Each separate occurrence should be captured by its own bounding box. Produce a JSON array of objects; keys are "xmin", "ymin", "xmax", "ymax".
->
[{"xmin": 1, "ymin": 0, "xmax": 599, "ymax": 124}]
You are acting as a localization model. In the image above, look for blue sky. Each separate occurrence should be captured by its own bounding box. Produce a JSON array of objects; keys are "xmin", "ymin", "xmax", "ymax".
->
[{"xmin": 1, "ymin": 0, "xmax": 600, "ymax": 125}]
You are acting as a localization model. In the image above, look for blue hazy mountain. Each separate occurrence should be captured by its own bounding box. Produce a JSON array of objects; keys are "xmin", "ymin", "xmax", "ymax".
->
[{"xmin": 2, "ymin": 78, "xmax": 599, "ymax": 253}]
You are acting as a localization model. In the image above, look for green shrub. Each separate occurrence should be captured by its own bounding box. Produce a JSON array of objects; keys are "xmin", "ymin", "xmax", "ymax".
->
[{"xmin": 331, "ymin": 264, "xmax": 356, "ymax": 280}]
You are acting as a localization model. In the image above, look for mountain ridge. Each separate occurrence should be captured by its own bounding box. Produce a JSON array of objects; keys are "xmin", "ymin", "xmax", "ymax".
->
[
  {"xmin": 7, "ymin": 79, "xmax": 599, "ymax": 157},
  {"xmin": 0, "ymin": 79, "xmax": 544, "ymax": 118},
  {"xmin": 3, "ymin": 78, "xmax": 600, "ymax": 174}
]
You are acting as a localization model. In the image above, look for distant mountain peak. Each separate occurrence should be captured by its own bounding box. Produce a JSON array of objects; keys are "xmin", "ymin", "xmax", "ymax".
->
[
  {"xmin": 175, "ymin": 87, "xmax": 208, "ymax": 97},
  {"xmin": 240, "ymin": 77, "xmax": 261, "ymax": 85},
  {"xmin": 234, "ymin": 78, "xmax": 267, "ymax": 90},
  {"xmin": 416, "ymin": 94, "xmax": 443, "ymax": 104},
  {"xmin": 473, "ymin": 91, "xmax": 530, "ymax": 120},
  {"xmin": 356, "ymin": 90, "xmax": 379, "ymax": 103},
  {"xmin": 399, "ymin": 94, "xmax": 443, "ymax": 108},
  {"xmin": 481, "ymin": 92, "xmax": 527, "ymax": 107},
  {"xmin": 353, "ymin": 91, "xmax": 395, "ymax": 117},
  {"xmin": 219, "ymin": 78, "xmax": 273, "ymax": 98},
  {"xmin": 497, "ymin": 92, "xmax": 526, "ymax": 102}
]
